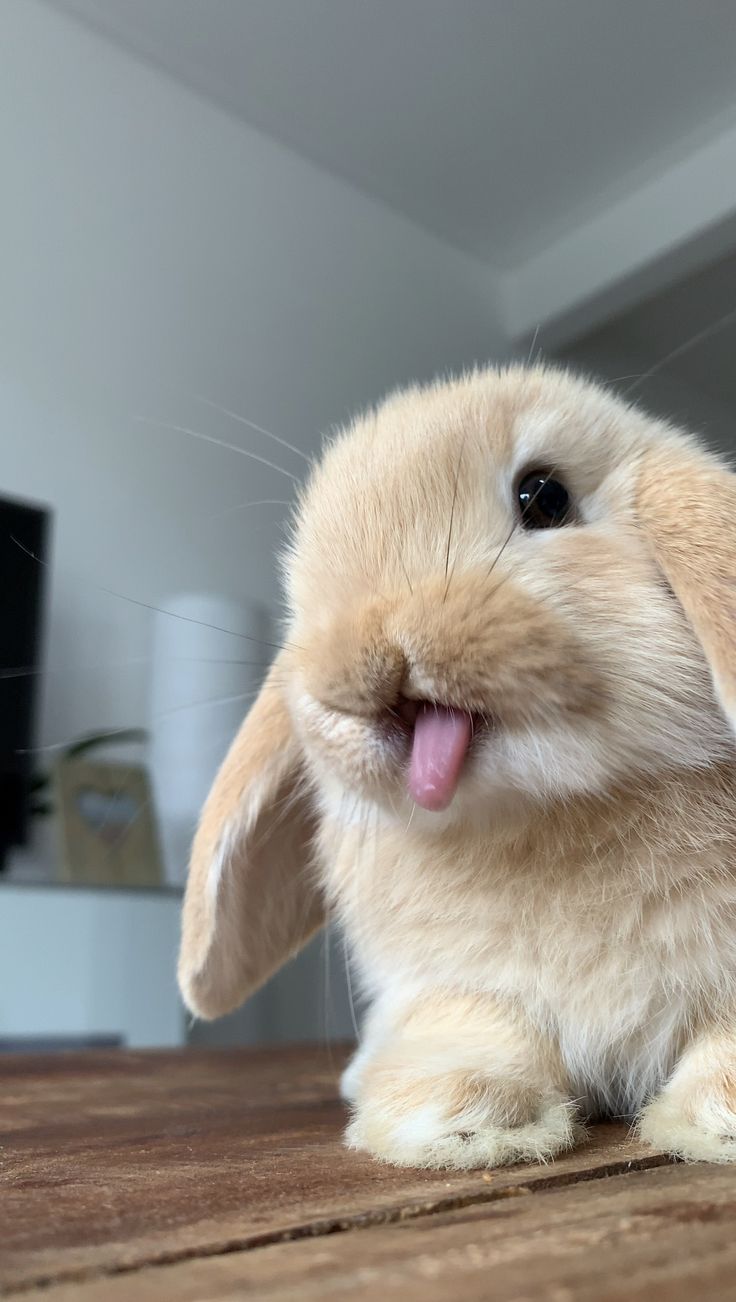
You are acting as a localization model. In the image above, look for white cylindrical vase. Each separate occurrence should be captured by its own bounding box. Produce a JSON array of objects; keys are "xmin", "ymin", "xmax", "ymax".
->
[{"xmin": 148, "ymin": 592, "xmax": 272, "ymax": 887}]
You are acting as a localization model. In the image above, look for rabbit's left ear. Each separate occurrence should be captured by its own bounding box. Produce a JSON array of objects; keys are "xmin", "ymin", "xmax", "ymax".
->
[
  {"xmin": 178, "ymin": 655, "xmax": 323, "ymax": 1020},
  {"xmin": 638, "ymin": 444, "xmax": 736, "ymax": 733}
]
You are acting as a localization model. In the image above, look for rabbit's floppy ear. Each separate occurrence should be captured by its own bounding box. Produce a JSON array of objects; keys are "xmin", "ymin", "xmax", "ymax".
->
[
  {"xmin": 178, "ymin": 654, "xmax": 322, "ymax": 1019},
  {"xmin": 638, "ymin": 443, "xmax": 736, "ymax": 733}
]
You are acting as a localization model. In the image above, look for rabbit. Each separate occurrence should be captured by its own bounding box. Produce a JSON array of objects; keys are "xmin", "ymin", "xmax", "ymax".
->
[{"xmin": 178, "ymin": 363, "xmax": 736, "ymax": 1169}]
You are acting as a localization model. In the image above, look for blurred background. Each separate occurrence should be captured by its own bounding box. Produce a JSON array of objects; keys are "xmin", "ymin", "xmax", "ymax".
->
[{"xmin": 2, "ymin": 0, "xmax": 736, "ymax": 1051}]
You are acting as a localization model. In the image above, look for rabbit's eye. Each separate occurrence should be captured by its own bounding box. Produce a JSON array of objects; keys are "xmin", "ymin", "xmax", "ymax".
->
[{"xmin": 517, "ymin": 471, "xmax": 571, "ymax": 529}]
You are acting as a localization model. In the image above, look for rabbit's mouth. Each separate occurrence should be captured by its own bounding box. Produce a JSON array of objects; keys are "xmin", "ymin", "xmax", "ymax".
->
[
  {"xmin": 296, "ymin": 683, "xmax": 493, "ymax": 814},
  {"xmin": 391, "ymin": 697, "xmax": 488, "ymax": 812}
]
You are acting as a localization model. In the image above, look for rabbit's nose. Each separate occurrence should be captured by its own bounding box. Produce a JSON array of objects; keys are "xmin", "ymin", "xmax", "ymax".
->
[
  {"xmin": 309, "ymin": 641, "xmax": 407, "ymax": 717},
  {"xmin": 302, "ymin": 599, "xmax": 408, "ymax": 717}
]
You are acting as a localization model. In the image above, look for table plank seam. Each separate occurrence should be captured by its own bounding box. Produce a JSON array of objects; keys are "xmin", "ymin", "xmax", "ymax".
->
[{"xmin": 3, "ymin": 1149, "xmax": 675, "ymax": 1296}]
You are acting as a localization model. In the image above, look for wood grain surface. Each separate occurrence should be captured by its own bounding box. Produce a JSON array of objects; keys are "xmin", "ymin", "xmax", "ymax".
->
[{"xmin": 2, "ymin": 1045, "xmax": 725, "ymax": 1301}]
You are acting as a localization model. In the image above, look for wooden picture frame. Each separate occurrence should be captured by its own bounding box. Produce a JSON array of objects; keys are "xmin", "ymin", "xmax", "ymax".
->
[{"xmin": 54, "ymin": 758, "xmax": 164, "ymax": 889}]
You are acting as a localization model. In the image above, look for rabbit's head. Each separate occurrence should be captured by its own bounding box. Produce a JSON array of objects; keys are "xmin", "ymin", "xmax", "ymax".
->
[{"xmin": 179, "ymin": 366, "xmax": 736, "ymax": 1018}]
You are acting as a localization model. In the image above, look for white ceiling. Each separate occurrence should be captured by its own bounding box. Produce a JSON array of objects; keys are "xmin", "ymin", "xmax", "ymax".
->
[{"xmin": 48, "ymin": 0, "xmax": 736, "ymax": 268}]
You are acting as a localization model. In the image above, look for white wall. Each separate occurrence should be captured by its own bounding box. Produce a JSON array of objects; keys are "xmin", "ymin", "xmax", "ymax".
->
[
  {"xmin": 556, "ymin": 333, "xmax": 736, "ymax": 456},
  {"xmin": 0, "ymin": 0, "xmax": 505, "ymax": 1044},
  {"xmin": 1, "ymin": 0, "xmax": 505, "ymax": 758}
]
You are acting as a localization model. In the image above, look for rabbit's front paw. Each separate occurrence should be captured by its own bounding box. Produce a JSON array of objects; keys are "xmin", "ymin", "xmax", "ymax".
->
[
  {"xmin": 639, "ymin": 1079, "xmax": 736, "ymax": 1163},
  {"xmin": 346, "ymin": 1069, "xmax": 580, "ymax": 1170}
]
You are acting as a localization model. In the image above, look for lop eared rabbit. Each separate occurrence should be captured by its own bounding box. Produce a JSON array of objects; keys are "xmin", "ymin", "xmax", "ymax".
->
[{"xmin": 179, "ymin": 365, "xmax": 736, "ymax": 1169}]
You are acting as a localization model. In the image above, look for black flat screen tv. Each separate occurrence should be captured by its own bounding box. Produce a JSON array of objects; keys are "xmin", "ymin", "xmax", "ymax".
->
[{"xmin": 0, "ymin": 496, "xmax": 50, "ymax": 871}]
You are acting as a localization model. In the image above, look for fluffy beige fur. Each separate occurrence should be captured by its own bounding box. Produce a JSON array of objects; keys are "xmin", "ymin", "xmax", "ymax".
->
[{"xmin": 179, "ymin": 365, "xmax": 736, "ymax": 1169}]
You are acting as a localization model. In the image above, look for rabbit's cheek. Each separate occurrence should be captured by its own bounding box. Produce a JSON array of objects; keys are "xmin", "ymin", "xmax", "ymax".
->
[{"xmin": 293, "ymin": 689, "xmax": 406, "ymax": 797}]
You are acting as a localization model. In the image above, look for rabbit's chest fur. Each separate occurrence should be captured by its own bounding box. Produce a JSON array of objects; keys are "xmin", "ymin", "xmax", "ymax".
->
[{"xmin": 320, "ymin": 769, "xmax": 736, "ymax": 1112}]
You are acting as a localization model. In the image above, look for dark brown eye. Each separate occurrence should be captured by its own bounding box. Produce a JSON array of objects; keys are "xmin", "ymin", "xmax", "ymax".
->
[{"xmin": 518, "ymin": 471, "xmax": 571, "ymax": 529}]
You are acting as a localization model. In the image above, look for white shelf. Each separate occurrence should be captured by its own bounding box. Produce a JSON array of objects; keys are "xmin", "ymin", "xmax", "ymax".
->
[{"xmin": 0, "ymin": 882, "xmax": 185, "ymax": 1048}]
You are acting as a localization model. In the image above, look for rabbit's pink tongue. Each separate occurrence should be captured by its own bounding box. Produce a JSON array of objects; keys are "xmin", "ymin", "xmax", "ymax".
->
[{"xmin": 408, "ymin": 704, "xmax": 473, "ymax": 811}]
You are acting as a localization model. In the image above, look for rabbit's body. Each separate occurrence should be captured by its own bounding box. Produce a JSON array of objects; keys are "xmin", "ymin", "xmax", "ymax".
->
[
  {"xmin": 322, "ymin": 765, "xmax": 736, "ymax": 1163},
  {"xmin": 180, "ymin": 366, "xmax": 736, "ymax": 1168}
]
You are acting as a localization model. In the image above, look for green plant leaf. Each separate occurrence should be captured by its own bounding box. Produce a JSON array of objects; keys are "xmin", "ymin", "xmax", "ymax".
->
[
  {"xmin": 29, "ymin": 801, "xmax": 54, "ymax": 817},
  {"xmin": 63, "ymin": 728, "xmax": 149, "ymax": 760}
]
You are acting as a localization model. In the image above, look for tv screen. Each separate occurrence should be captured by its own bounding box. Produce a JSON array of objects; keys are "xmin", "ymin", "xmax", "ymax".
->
[{"xmin": 0, "ymin": 496, "xmax": 50, "ymax": 870}]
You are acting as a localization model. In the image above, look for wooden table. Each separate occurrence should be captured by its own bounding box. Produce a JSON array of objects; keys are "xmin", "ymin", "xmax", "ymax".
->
[{"xmin": 3, "ymin": 1046, "xmax": 736, "ymax": 1300}]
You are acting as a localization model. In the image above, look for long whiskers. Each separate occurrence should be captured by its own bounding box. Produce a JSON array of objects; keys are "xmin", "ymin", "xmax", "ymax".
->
[
  {"xmin": 399, "ymin": 557, "xmax": 414, "ymax": 595},
  {"xmin": 207, "ymin": 498, "xmax": 292, "ymax": 522},
  {"xmin": 485, "ymin": 468, "xmax": 558, "ymax": 582},
  {"xmin": 442, "ymin": 433, "xmax": 468, "ymax": 603},
  {"xmin": 136, "ymin": 416, "xmax": 301, "ymax": 483},
  {"xmin": 0, "ymin": 654, "xmax": 274, "ymax": 683},
  {"xmin": 193, "ymin": 396, "xmax": 313, "ymax": 466},
  {"xmin": 622, "ymin": 305, "xmax": 736, "ymax": 397},
  {"xmin": 153, "ymin": 688, "xmax": 260, "ymax": 720},
  {"xmin": 526, "ymin": 323, "xmax": 541, "ymax": 367},
  {"xmin": 10, "ymin": 535, "xmax": 301, "ymax": 654},
  {"xmin": 343, "ymin": 934, "xmax": 360, "ymax": 1041},
  {"xmin": 20, "ymin": 688, "xmax": 263, "ymax": 757}
]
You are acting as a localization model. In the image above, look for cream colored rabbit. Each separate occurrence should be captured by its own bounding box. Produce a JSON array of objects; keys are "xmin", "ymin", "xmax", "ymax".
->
[{"xmin": 179, "ymin": 365, "xmax": 736, "ymax": 1169}]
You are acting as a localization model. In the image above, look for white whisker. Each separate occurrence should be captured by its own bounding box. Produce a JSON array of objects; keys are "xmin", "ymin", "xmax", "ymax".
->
[
  {"xmin": 17, "ymin": 725, "xmax": 147, "ymax": 757},
  {"xmin": 623, "ymin": 305, "xmax": 736, "ymax": 396},
  {"xmin": 0, "ymin": 654, "xmax": 272, "ymax": 683},
  {"xmin": 155, "ymin": 689, "xmax": 259, "ymax": 720},
  {"xmin": 194, "ymin": 395, "xmax": 312, "ymax": 465},
  {"xmin": 207, "ymin": 498, "xmax": 292, "ymax": 522},
  {"xmin": 343, "ymin": 934, "xmax": 360, "ymax": 1042},
  {"xmin": 11, "ymin": 534, "xmax": 295, "ymax": 652},
  {"xmin": 526, "ymin": 324, "xmax": 540, "ymax": 367},
  {"xmin": 19, "ymin": 690, "xmax": 260, "ymax": 758},
  {"xmin": 136, "ymin": 416, "xmax": 300, "ymax": 483}
]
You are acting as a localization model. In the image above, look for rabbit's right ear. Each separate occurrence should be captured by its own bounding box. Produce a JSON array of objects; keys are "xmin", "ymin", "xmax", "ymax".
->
[
  {"xmin": 637, "ymin": 442, "xmax": 736, "ymax": 735},
  {"xmin": 178, "ymin": 654, "xmax": 322, "ymax": 1020}
]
